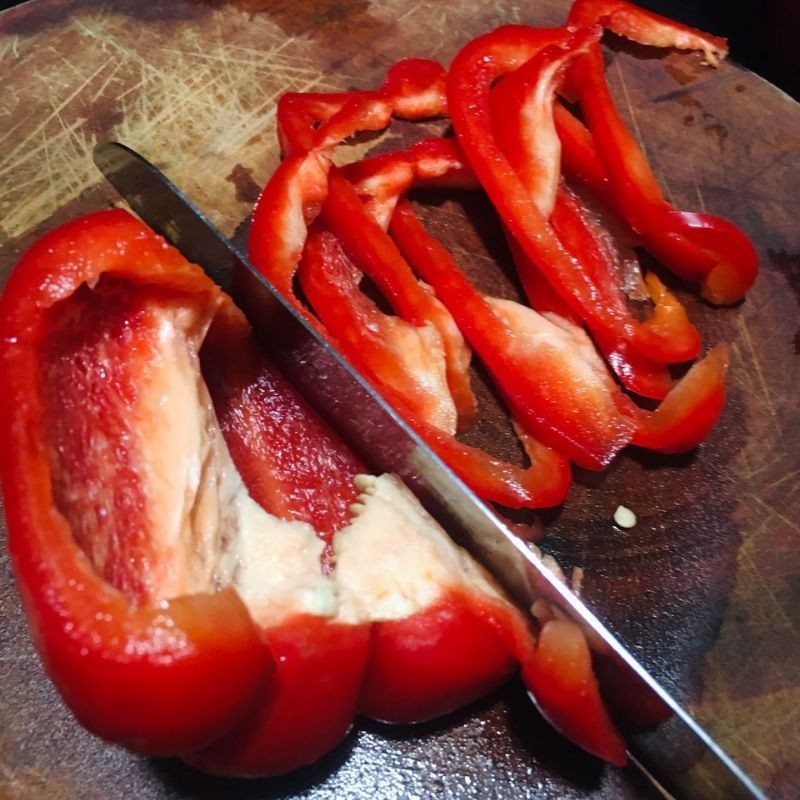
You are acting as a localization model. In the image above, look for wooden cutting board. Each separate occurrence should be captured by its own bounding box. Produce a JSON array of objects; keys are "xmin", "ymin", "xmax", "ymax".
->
[{"xmin": 0, "ymin": 1, "xmax": 798, "ymax": 798}]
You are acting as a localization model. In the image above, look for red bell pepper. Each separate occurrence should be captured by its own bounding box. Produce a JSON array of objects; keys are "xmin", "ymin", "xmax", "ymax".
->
[
  {"xmin": 321, "ymin": 170, "xmax": 477, "ymax": 428},
  {"xmin": 250, "ymin": 58, "xmax": 450, "ymax": 325},
  {"xmin": 564, "ymin": 0, "xmax": 758, "ymax": 304},
  {"xmin": 335, "ymin": 133, "xmax": 725, "ymax": 458},
  {"xmin": 390, "ymin": 199, "xmax": 728, "ymax": 459},
  {"xmin": 462, "ymin": 26, "xmax": 698, "ymax": 370},
  {"xmin": 0, "ymin": 210, "xmax": 274, "ymax": 756},
  {"xmin": 4, "ymin": 209, "xmax": 630, "ymax": 773},
  {"xmin": 259, "ymin": 69, "xmax": 575, "ymax": 508},
  {"xmin": 510, "ymin": 233, "xmax": 675, "ymax": 399}
]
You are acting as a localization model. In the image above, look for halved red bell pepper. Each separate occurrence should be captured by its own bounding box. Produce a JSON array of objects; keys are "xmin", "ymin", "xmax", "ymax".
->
[
  {"xmin": 0, "ymin": 210, "xmax": 274, "ymax": 756},
  {"xmin": 5, "ymin": 210, "xmax": 629, "ymax": 774}
]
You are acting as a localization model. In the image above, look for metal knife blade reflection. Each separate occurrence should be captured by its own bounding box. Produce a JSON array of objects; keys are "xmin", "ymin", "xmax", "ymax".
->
[{"xmin": 93, "ymin": 141, "xmax": 767, "ymax": 800}]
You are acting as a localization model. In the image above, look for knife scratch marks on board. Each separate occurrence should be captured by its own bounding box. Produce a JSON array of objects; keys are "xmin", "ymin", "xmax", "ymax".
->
[
  {"xmin": 396, "ymin": 3, "xmax": 421, "ymax": 24},
  {"xmin": 735, "ymin": 315, "xmax": 782, "ymax": 438},
  {"xmin": 614, "ymin": 58, "xmax": 652, "ymax": 166},
  {"xmin": 690, "ymin": 165, "xmax": 707, "ymax": 212},
  {"xmin": 0, "ymin": 8, "xmax": 360, "ymax": 241}
]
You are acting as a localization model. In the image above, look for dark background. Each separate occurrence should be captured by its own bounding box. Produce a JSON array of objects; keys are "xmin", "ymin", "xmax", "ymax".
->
[{"xmin": 633, "ymin": 0, "xmax": 798, "ymax": 99}]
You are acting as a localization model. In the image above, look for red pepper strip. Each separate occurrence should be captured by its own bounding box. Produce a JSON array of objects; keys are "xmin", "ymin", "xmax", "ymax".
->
[
  {"xmin": 447, "ymin": 26, "xmax": 682, "ymax": 366},
  {"xmin": 489, "ymin": 27, "xmax": 700, "ymax": 366},
  {"xmin": 549, "ymin": 190, "xmax": 698, "ymax": 387},
  {"xmin": 248, "ymin": 151, "xmax": 331, "ymax": 326},
  {"xmin": 523, "ymin": 618, "xmax": 627, "ymax": 766},
  {"xmin": 390, "ymin": 194, "xmax": 725, "ymax": 456},
  {"xmin": 322, "ymin": 169, "xmax": 476, "ymax": 426},
  {"xmin": 277, "ymin": 92, "xmax": 349, "ymax": 155},
  {"xmin": 553, "ymin": 101, "xmax": 621, "ymax": 215},
  {"xmin": 488, "ymin": 28, "xmax": 602, "ymax": 219},
  {"xmin": 506, "ymin": 232, "xmax": 675, "ymax": 399},
  {"xmin": 298, "ymin": 225, "xmax": 571, "ymax": 508},
  {"xmin": 568, "ymin": 0, "xmax": 728, "ymax": 66},
  {"xmin": 390, "ymin": 197, "xmax": 638, "ymax": 470},
  {"xmin": 277, "ymin": 58, "xmax": 448, "ymax": 157},
  {"xmin": 632, "ymin": 343, "xmax": 728, "ymax": 451},
  {"xmin": 563, "ymin": 3, "xmax": 757, "ymax": 303},
  {"xmin": 0, "ymin": 210, "xmax": 273, "ymax": 756},
  {"xmin": 341, "ymin": 137, "xmax": 479, "ymax": 229},
  {"xmin": 298, "ymin": 224, "xmax": 461, "ymax": 434}
]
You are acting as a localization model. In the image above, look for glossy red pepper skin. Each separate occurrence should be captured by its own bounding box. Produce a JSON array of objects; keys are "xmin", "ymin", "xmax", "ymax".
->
[
  {"xmin": 390, "ymin": 197, "xmax": 637, "ymax": 471},
  {"xmin": 564, "ymin": 0, "xmax": 757, "ymax": 304},
  {"xmin": 0, "ymin": 210, "xmax": 274, "ymax": 756},
  {"xmin": 359, "ymin": 592, "xmax": 518, "ymax": 723},
  {"xmin": 523, "ymin": 618, "xmax": 627, "ymax": 766},
  {"xmin": 298, "ymin": 223, "xmax": 571, "ymax": 507}
]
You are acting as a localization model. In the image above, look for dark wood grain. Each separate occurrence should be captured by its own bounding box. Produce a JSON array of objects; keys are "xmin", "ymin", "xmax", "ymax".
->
[{"xmin": 0, "ymin": 1, "xmax": 798, "ymax": 798}]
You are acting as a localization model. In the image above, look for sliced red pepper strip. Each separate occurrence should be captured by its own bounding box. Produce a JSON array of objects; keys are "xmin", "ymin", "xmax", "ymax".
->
[
  {"xmin": 506, "ymin": 231, "xmax": 675, "ymax": 399},
  {"xmin": 448, "ymin": 26, "xmax": 683, "ymax": 365},
  {"xmin": 548, "ymin": 187, "xmax": 699, "ymax": 376},
  {"xmin": 489, "ymin": 27, "xmax": 700, "ymax": 366},
  {"xmin": 0, "ymin": 210, "xmax": 273, "ymax": 756},
  {"xmin": 278, "ymin": 58, "xmax": 448, "ymax": 157},
  {"xmin": 568, "ymin": 0, "xmax": 728, "ymax": 65},
  {"xmin": 563, "ymin": 3, "xmax": 756, "ymax": 303},
  {"xmin": 298, "ymin": 224, "xmax": 460, "ymax": 434},
  {"xmin": 322, "ymin": 169, "xmax": 476, "ymax": 426},
  {"xmin": 390, "ymin": 197, "xmax": 638, "ymax": 470},
  {"xmin": 632, "ymin": 344, "xmax": 728, "ymax": 452},
  {"xmin": 553, "ymin": 101, "xmax": 621, "ymax": 215},
  {"xmin": 341, "ymin": 137, "xmax": 479, "ymax": 228},
  {"xmin": 523, "ymin": 618, "xmax": 627, "ymax": 766},
  {"xmin": 251, "ymin": 58, "xmax": 450, "ymax": 321},
  {"xmin": 298, "ymin": 225, "xmax": 570, "ymax": 507}
]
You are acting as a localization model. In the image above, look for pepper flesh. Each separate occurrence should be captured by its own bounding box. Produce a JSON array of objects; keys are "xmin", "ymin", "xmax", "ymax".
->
[{"xmin": 0, "ymin": 211, "xmax": 274, "ymax": 756}]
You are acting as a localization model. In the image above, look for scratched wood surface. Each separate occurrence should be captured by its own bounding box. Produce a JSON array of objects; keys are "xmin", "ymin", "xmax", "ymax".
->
[{"xmin": 0, "ymin": 1, "xmax": 798, "ymax": 798}]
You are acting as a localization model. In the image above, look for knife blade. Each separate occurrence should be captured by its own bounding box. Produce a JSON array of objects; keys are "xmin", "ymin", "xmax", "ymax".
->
[{"xmin": 93, "ymin": 141, "xmax": 768, "ymax": 800}]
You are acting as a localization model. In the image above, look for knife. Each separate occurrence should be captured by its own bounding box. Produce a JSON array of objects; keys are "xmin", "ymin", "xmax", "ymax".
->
[{"xmin": 93, "ymin": 141, "xmax": 768, "ymax": 800}]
